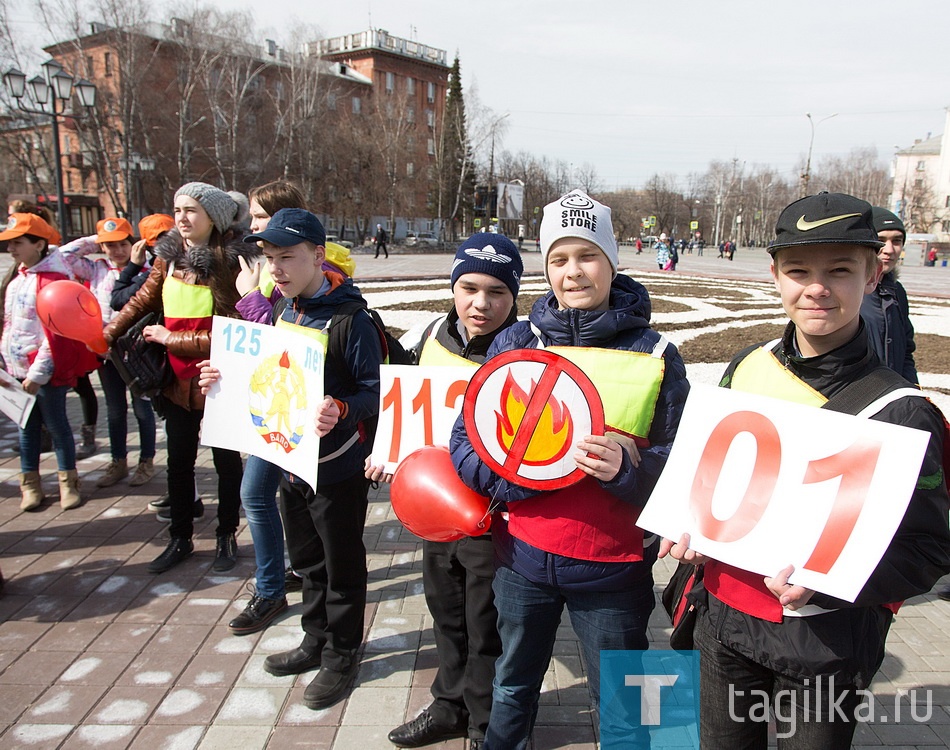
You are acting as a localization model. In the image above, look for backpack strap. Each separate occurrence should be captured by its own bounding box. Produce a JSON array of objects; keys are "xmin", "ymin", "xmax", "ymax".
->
[
  {"xmin": 820, "ymin": 365, "xmax": 913, "ymax": 416},
  {"xmin": 326, "ymin": 299, "xmax": 387, "ymax": 393},
  {"xmin": 271, "ymin": 296, "xmax": 289, "ymax": 325}
]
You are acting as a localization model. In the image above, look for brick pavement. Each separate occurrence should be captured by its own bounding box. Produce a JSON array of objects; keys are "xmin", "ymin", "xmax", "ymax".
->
[{"xmin": 0, "ymin": 249, "xmax": 948, "ymax": 748}]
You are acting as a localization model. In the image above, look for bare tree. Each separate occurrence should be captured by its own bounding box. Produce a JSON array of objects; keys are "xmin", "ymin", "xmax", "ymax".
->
[{"xmin": 573, "ymin": 162, "xmax": 601, "ymax": 196}]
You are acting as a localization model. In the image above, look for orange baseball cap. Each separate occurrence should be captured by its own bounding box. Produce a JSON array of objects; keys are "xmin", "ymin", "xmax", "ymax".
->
[
  {"xmin": 0, "ymin": 213, "xmax": 62, "ymax": 246},
  {"xmin": 138, "ymin": 214, "xmax": 175, "ymax": 247},
  {"xmin": 96, "ymin": 217, "xmax": 134, "ymax": 243}
]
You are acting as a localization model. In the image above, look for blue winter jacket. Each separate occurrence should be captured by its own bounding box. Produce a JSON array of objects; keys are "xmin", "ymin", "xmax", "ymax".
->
[
  {"xmin": 449, "ymin": 274, "xmax": 689, "ymax": 589},
  {"xmin": 278, "ymin": 277, "xmax": 383, "ymax": 487}
]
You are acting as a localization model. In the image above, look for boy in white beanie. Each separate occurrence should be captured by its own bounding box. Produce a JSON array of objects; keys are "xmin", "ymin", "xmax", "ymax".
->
[{"xmin": 451, "ymin": 190, "xmax": 689, "ymax": 748}]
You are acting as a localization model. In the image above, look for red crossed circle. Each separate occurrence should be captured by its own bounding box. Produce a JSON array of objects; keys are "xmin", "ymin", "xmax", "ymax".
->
[{"xmin": 463, "ymin": 348, "xmax": 605, "ymax": 491}]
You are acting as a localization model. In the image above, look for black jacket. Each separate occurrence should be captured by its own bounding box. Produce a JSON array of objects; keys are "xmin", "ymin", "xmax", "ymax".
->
[
  {"xmin": 861, "ymin": 271, "xmax": 917, "ymax": 384},
  {"xmin": 709, "ymin": 321, "xmax": 950, "ymax": 687},
  {"xmin": 413, "ymin": 305, "xmax": 518, "ymax": 365}
]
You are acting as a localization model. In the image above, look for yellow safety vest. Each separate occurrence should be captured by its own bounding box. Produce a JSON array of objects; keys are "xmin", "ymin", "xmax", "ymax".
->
[{"xmin": 731, "ymin": 341, "xmax": 826, "ymax": 408}]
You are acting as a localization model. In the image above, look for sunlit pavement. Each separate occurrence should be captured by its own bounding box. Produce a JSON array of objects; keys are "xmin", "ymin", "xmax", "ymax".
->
[{"xmin": 0, "ymin": 248, "xmax": 948, "ymax": 749}]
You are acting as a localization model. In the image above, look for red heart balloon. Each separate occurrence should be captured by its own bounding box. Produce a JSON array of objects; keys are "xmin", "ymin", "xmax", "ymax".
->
[
  {"xmin": 36, "ymin": 280, "xmax": 108, "ymax": 355},
  {"xmin": 390, "ymin": 446, "xmax": 492, "ymax": 542}
]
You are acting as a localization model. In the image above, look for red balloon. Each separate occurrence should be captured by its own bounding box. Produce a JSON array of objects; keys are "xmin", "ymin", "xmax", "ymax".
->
[
  {"xmin": 35, "ymin": 280, "xmax": 108, "ymax": 355},
  {"xmin": 390, "ymin": 446, "xmax": 493, "ymax": 542}
]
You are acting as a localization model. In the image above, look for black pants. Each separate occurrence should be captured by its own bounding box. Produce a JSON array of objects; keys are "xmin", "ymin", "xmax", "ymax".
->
[
  {"xmin": 74, "ymin": 373, "xmax": 98, "ymax": 425},
  {"xmin": 423, "ymin": 534, "xmax": 501, "ymax": 739},
  {"xmin": 696, "ymin": 610, "xmax": 862, "ymax": 749},
  {"xmin": 163, "ymin": 400, "xmax": 242, "ymax": 540},
  {"xmin": 375, "ymin": 241, "xmax": 388, "ymax": 258},
  {"xmin": 280, "ymin": 471, "xmax": 369, "ymax": 672}
]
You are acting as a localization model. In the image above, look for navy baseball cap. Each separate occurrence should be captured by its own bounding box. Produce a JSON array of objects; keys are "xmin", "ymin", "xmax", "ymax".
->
[{"xmin": 243, "ymin": 208, "xmax": 326, "ymax": 247}]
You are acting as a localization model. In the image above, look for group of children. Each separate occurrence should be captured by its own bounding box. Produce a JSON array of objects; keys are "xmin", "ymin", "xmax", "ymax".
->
[{"xmin": 2, "ymin": 184, "xmax": 948, "ymax": 749}]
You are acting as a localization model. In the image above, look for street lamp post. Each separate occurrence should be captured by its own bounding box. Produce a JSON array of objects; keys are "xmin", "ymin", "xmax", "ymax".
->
[
  {"xmin": 118, "ymin": 153, "xmax": 156, "ymax": 223},
  {"xmin": 3, "ymin": 60, "xmax": 97, "ymax": 238},
  {"xmin": 800, "ymin": 112, "xmax": 837, "ymax": 198}
]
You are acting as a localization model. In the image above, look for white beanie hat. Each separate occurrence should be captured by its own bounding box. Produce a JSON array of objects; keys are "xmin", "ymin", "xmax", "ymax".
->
[{"xmin": 539, "ymin": 190, "xmax": 618, "ymax": 280}]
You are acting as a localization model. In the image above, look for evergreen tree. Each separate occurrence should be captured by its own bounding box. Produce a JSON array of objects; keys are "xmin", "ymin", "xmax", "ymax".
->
[{"xmin": 435, "ymin": 55, "xmax": 475, "ymax": 240}]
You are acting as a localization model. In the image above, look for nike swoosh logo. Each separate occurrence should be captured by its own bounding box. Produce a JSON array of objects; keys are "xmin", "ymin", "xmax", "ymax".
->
[{"xmin": 796, "ymin": 213, "xmax": 861, "ymax": 231}]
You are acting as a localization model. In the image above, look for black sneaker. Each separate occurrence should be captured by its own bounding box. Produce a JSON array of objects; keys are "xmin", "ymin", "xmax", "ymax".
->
[
  {"xmin": 228, "ymin": 590, "xmax": 288, "ymax": 635},
  {"xmin": 147, "ymin": 536, "xmax": 194, "ymax": 574},
  {"xmin": 212, "ymin": 533, "xmax": 238, "ymax": 573},
  {"xmin": 148, "ymin": 493, "xmax": 171, "ymax": 511},
  {"xmin": 156, "ymin": 499, "xmax": 205, "ymax": 523},
  {"xmin": 285, "ymin": 566, "xmax": 303, "ymax": 592}
]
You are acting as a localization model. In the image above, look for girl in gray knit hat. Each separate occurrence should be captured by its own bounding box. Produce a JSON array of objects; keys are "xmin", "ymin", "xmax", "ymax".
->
[{"xmin": 102, "ymin": 182, "xmax": 256, "ymax": 575}]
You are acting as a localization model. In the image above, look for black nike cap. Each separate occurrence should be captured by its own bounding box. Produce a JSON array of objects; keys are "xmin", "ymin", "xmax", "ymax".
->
[{"xmin": 768, "ymin": 191, "xmax": 884, "ymax": 256}]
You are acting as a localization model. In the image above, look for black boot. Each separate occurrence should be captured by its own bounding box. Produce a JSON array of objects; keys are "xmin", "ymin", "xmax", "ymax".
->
[
  {"xmin": 147, "ymin": 536, "xmax": 193, "ymax": 574},
  {"xmin": 212, "ymin": 533, "xmax": 238, "ymax": 573}
]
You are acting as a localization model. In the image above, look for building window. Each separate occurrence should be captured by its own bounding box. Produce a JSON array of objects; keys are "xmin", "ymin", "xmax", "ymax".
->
[
  {"xmin": 407, "ymin": 107, "xmax": 415, "ymax": 123},
  {"xmin": 328, "ymin": 92, "xmax": 336, "ymax": 110},
  {"xmin": 104, "ymin": 51, "xmax": 112, "ymax": 76},
  {"xmin": 427, "ymin": 81, "xmax": 435, "ymax": 102},
  {"xmin": 943, "ymin": 220, "xmax": 950, "ymax": 233},
  {"xmin": 352, "ymin": 96, "xmax": 361, "ymax": 114},
  {"xmin": 86, "ymin": 56, "xmax": 94, "ymax": 76},
  {"xmin": 407, "ymin": 162, "xmax": 414, "ymax": 176},
  {"xmin": 406, "ymin": 77, "xmax": 415, "ymax": 94},
  {"xmin": 916, "ymin": 160, "xmax": 926, "ymax": 171},
  {"xmin": 945, "ymin": 195, "xmax": 949, "ymax": 208},
  {"xmin": 385, "ymin": 71, "xmax": 395, "ymax": 92},
  {"xmin": 427, "ymin": 138, "xmax": 435, "ymax": 155},
  {"xmin": 914, "ymin": 179, "xmax": 923, "ymax": 189},
  {"xmin": 426, "ymin": 109, "xmax": 434, "ymax": 128}
]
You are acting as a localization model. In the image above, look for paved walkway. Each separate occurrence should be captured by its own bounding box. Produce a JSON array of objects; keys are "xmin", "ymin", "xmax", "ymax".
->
[{"xmin": 0, "ymin": 249, "xmax": 948, "ymax": 749}]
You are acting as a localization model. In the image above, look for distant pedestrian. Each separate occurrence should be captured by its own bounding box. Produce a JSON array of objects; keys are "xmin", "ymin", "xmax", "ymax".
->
[
  {"xmin": 374, "ymin": 223, "xmax": 388, "ymax": 259},
  {"xmin": 655, "ymin": 232, "xmax": 672, "ymax": 270},
  {"xmin": 635, "ymin": 237, "xmax": 643, "ymax": 254}
]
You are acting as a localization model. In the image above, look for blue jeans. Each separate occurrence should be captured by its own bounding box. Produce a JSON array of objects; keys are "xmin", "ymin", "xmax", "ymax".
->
[
  {"xmin": 98, "ymin": 361, "xmax": 156, "ymax": 461},
  {"xmin": 20, "ymin": 383, "xmax": 75, "ymax": 471},
  {"xmin": 484, "ymin": 564, "xmax": 655, "ymax": 750},
  {"xmin": 241, "ymin": 455, "xmax": 285, "ymax": 599}
]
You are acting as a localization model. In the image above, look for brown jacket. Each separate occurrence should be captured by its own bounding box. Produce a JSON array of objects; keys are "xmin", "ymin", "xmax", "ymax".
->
[{"xmin": 103, "ymin": 230, "xmax": 254, "ymax": 411}]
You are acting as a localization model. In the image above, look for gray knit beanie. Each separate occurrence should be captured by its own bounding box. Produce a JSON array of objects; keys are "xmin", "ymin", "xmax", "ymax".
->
[{"xmin": 174, "ymin": 182, "xmax": 238, "ymax": 234}]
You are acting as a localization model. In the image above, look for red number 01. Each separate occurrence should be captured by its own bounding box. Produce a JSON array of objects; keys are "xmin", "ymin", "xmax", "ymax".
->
[
  {"xmin": 690, "ymin": 410, "xmax": 883, "ymax": 574},
  {"xmin": 382, "ymin": 377, "xmax": 470, "ymax": 464}
]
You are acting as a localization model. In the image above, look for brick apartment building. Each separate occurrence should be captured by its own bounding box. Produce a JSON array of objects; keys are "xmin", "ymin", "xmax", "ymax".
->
[{"xmin": 2, "ymin": 24, "xmax": 449, "ymax": 242}]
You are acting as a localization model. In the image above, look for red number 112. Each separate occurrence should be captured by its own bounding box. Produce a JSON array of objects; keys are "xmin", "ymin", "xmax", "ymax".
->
[{"xmin": 382, "ymin": 377, "xmax": 469, "ymax": 464}]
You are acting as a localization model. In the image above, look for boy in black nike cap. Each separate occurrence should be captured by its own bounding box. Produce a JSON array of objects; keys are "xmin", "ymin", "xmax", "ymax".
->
[{"xmin": 661, "ymin": 191, "xmax": 950, "ymax": 747}]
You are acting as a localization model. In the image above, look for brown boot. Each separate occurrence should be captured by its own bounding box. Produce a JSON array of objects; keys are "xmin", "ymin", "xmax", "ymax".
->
[
  {"xmin": 19, "ymin": 472, "xmax": 44, "ymax": 511},
  {"xmin": 96, "ymin": 458, "xmax": 129, "ymax": 488},
  {"xmin": 58, "ymin": 470, "xmax": 82, "ymax": 510}
]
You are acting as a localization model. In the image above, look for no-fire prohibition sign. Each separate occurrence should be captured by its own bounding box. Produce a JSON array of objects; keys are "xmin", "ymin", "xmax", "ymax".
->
[{"xmin": 462, "ymin": 348, "xmax": 606, "ymax": 491}]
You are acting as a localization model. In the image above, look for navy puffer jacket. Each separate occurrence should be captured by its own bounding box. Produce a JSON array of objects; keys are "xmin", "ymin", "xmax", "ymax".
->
[{"xmin": 450, "ymin": 274, "xmax": 689, "ymax": 589}]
